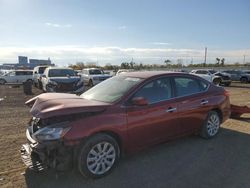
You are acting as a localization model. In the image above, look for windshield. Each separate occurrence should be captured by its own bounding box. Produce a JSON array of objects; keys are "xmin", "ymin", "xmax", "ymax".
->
[
  {"xmin": 208, "ymin": 70, "xmax": 217, "ymax": 74},
  {"xmin": 89, "ymin": 69, "xmax": 103, "ymax": 75},
  {"xmin": 38, "ymin": 67, "xmax": 47, "ymax": 74},
  {"xmin": 81, "ymin": 76, "xmax": 143, "ymax": 103},
  {"xmin": 48, "ymin": 69, "xmax": 76, "ymax": 77}
]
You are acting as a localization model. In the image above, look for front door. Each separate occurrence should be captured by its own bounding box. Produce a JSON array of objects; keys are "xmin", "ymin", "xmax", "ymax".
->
[{"xmin": 126, "ymin": 77, "xmax": 180, "ymax": 150}]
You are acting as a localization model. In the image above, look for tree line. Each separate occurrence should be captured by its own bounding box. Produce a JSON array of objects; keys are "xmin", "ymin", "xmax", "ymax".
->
[{"xmin": 69, "ymin": 58, "xmax": 249, "ymax": 70}]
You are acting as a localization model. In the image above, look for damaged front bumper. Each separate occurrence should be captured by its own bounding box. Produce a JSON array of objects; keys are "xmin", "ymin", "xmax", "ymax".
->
[{"xmin": 21, "ymin": 125, "xmax": 75, "ymax": 172}]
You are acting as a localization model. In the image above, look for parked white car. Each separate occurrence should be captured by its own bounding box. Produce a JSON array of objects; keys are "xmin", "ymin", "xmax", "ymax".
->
[
  {"xmin": 0, "ymin": 70, "xmax": 33, "ymax": 85},
  {"xmin": 80, "ymin": 68, "xmax": 111, "ymax": 86},
  {"xmin": 190, "ymin": 69, "xmax": 231, "ymax": 86},
  {"xmin": 33, "ymin": 66, "xmax": 49, "ymax": 88},
  {"xmin": 41, "ymin": 67, "xmax": 84, "ymax": 94},
  {"xmin": 116, "ymin": 69, "xmax": 135, "ymax": 75}
]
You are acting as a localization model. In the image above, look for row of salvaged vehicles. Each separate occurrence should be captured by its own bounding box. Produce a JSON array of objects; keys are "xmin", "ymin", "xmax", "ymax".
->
[{"xmin": 0, "ymin": 66, "xmax": 250, "ymax": 94}]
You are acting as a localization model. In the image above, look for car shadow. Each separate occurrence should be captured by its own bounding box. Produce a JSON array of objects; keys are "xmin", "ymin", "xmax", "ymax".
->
[
  {"xmin": 228, "ymin": 83, "xmax": 250, "ymax": 89},
  {"xmin": 230, "ymin": 117, "xmax": 250, "ymax": 123},
  {"xmin": 24, "ymin": 128, "xmax": 250, "ymax": 188}
]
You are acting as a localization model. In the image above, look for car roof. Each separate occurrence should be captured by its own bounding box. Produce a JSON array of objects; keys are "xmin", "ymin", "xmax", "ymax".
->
[
  {"xmin": 47, "ymin": 67, "xmax": 73, "ymax": 70},
  {"xmin": 121, "ymin": 71, "xmax": 189, "ymax": 79},
  {"xmin": 13, "ymin": 70, "xmax": 33, "ymax": 72},
  {"xmin": 83, "ymin": 68, "xmax": 101, "ymax": 70}
]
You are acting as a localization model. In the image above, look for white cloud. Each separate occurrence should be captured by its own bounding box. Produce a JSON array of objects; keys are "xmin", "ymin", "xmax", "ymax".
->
[
  {"xmin": 151, "ymin": 42, "xmax": 172, "ymax": 45},
  {"xmin": 118, "ymin": 25, "xmax": 127, "ymax": 30},
  {"xmin": 0, "ymin": 46, "xmax": 249, "ymax": 66},
  {"xmin": 45, "ymin": 22, "xmax": 72, "ymax": 28}
]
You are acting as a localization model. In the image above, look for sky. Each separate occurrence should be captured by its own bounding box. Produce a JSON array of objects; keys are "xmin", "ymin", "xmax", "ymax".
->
[{"xmin": 0, "ymin": 0, "xmax": 250, "ymax": 66}]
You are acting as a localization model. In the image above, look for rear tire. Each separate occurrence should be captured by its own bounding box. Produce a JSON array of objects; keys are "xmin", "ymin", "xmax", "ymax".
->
[
  {"xmin": 0, "ymin": 79, "xmax": 6, "ymax": 85},
  {"xmin": 200, "ymin": 111, "xmax": 221, "ymax": 139},
  {"xmin": 78, "ymin": 134, "xmax": 120, "ymax": 178},
  {"xmin": 240, "ymin": 77, "xmax": 248, "ymax": 83},
  {"xmin": 26, "ymin": 79, "xmax": 33, "ymax": 84}
]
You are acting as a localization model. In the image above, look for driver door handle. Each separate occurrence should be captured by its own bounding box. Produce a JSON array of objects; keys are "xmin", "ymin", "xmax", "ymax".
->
[
  {"xmin": 166, "ymin": 107, "xmax": 177, "ymax": 113},
  {"xmin": 201, "ymin": 99, "xmax": 208, "ymax": 105}
]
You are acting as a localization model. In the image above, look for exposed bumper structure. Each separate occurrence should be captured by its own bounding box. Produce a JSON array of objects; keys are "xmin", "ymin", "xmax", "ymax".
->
[
  {"xmin": 21, "ymin": 143, "xmax": 46, "ymax": 171},
  {"xmin": 20, "ymin": 125, "xmax": 75, "ymax": 172},
  {"xmin": 230, "ymin": 104, "xmax": 250, "ymax": 118}
]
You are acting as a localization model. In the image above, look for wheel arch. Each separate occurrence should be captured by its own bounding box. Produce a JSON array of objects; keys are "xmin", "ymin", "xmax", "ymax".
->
[
  {"xmin": 92, "ymin": 131, "xmax": 123, "ymax": 153},
  {"xmin": 210, "ymin": 108, "xmax": 223, "ymax": 123},
  {"xmin": 0, "ymin": 78, "xmax": 6, "ymax": 84},
  {"xmin": 240, "ymin": 76, "xmax": 248, "ymax": 81}
]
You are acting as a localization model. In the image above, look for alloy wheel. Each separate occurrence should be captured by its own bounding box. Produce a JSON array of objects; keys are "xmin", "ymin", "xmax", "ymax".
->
[
  {"xmin": 207, "ymin": 114, "xmax": 220, "ymax": 136},
  {"xmin": 86, "ymin": 142, "xmax": 116, "ymax": 175}
]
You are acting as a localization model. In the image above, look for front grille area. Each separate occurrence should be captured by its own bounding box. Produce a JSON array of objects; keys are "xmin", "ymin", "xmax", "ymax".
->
[{"xmin": 57, "ymin": 82, "xmax": 76, "ymax": 92}]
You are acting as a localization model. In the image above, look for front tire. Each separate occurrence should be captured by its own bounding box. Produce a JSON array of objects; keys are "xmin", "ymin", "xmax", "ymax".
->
[
  {"xmin": 200, "ymin": 111, "xmax": 221, "ymax": 139},
  {"xmin": 78, "ymin": 134, "xmax": 120, "ymax": 178},
  {"xmin": 213, "ymin": 78, "xmax": 221, "ymax": 86}
]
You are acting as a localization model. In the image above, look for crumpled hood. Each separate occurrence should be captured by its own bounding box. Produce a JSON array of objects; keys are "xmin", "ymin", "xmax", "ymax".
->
[{"xmin": 25, "ymin": 93, "xmax": 110, "ymax": 119}]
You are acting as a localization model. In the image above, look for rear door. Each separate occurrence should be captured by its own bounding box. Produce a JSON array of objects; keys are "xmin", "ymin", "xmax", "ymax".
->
[
  {"xmin": 126, "ymin": 76, "xmax": 180, "ymax": 150},
  {"xmin": 15, "ymin": 71, "xmax": 24, "ymax": 83},
  {"xmin": 173, "ymin": 76, "xmax": 211, "ymax": 133}
]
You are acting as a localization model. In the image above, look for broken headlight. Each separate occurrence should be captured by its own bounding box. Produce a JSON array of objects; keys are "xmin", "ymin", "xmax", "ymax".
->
[{"xmin": 32, "ymin": 122, "xmax": 71, "ymax": 142}]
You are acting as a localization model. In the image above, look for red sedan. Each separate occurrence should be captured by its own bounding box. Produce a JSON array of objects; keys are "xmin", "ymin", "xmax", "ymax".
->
[{"xmin": 21, "ymin": 71, "xmax": 230, "ymax": 178}]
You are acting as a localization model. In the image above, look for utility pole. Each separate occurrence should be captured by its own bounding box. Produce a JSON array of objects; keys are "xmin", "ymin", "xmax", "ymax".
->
[
  {"xmin": 243, "ymin": 55, "xmax": 246, "ymax": 64},
  {"xmin": 204, "ymin": 47, "xmax": 207, "ymax": 65}
]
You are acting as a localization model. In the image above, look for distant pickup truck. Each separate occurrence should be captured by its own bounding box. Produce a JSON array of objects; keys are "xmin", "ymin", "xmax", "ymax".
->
[
  {"xmin": 80, "ymin": 68, "xmax": 112, "ymax": 86},
  {"xmin": 0, "ymin": 70, "xmax": 33, "ymax": 85}
]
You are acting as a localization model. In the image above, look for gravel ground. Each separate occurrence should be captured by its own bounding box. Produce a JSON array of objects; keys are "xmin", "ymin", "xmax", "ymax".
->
[{"xmin": 0, "ymin": 83, "xmax": 250, "ymax": 188}]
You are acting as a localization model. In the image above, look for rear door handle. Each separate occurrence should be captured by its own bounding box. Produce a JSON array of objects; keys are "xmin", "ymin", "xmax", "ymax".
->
[
  {"xmin": 166, "ymin": 107, "xmax": 177, "ymax": 113},
  {"xmin": 201, "ymin": 100, "xmax": 208, "ymax": 105}
]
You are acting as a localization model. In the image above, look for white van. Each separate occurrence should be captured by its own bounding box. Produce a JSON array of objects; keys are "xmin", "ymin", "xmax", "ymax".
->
[{"xmin": 0, "ymin": 70, "xmax": 33, "ymax": 85}]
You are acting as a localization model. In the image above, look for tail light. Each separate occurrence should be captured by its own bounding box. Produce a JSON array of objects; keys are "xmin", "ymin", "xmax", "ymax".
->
[{"xmin": 223, "ymin": 90, "xmax": 230, "ymax": 97}]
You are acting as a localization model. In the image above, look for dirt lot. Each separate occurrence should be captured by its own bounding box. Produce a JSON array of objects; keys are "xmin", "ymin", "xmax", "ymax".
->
[{"xmin": 0, "ymin": 83, "xmax": 250, "ymax": 188}]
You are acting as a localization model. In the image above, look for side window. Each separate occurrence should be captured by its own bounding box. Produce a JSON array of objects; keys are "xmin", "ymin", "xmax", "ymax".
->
[
  {"xmin": 174, "ymin": 77, "xmax": 207, "ymax": 97},
  {"xmin": 196, "ymin": 70, "xmax": 208, "ymax": 74},
  {"xmin": 133, "ymin": 77, "xmax": 172, "ymax": 104},
  {"xmin": 16, "ymin": 71, "xmax": 23, "ymax": 76},
  {"xmin": 26, "ymin": 71, "xmax": 33, "ymax": 75},
  {"xmin": 8, "ymin": 72, "xmax": 15, "ymax": 76}
]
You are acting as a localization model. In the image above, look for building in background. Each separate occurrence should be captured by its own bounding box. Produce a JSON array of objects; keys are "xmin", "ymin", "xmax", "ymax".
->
[
  {"xmin": 0, "ymin": 56, "xmax": 53, "ymax": 69},
  {"xmin": 29, "ymin": 58, "xmax": 52, "ymax": 68},
  {"xmin": 18, "ymin": 56, "xmax": 28, "ymax": 65}
]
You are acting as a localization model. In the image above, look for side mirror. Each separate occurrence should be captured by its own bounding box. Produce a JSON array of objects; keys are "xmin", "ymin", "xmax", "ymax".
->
[
  {"xmin": 132, "ymin": 97, "xmax": 148, "ymax": 106},
  {"xmin": 41, "ymin": 74, "xmax": 46, "ymax": 78},
  {"xmin": 34, "ymin": 71, "xmax": 38, "ymax": 74}
]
